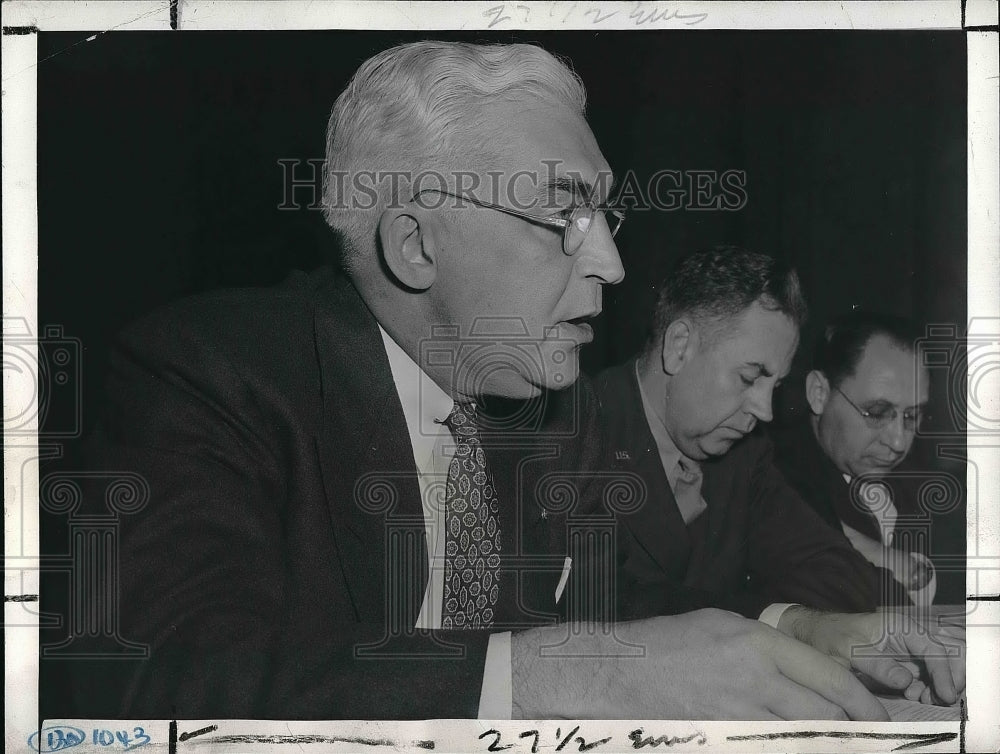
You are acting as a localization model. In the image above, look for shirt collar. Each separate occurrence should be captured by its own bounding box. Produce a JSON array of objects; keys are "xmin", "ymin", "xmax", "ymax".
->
[
  {"xmin": 378, "ymin": 324, "xmax": 454, "ymax": 466},
  {"xmin": 635, "ymin": 360, "xmax": 686, "ymax": 486}
]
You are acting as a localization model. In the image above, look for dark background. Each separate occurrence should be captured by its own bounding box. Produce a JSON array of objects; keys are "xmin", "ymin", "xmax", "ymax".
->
[
  {"xmin": 36, "ymin": 30, "xmax": 968, "ymax": 716},
  {"xmin": 37, "ymin": 30, "xmax": 968, "ymax": 428}
]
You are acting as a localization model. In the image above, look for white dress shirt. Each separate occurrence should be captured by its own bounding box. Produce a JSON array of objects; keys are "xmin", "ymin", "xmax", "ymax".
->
[{"xmin": 378, "ymin": 325, "xmax": 511, "ymax": 717}]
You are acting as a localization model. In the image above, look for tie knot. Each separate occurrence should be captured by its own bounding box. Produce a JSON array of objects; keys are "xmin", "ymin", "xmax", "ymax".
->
[{"xmin": 672, "ymin": 456, "xmax": 706, "ymax": 525}]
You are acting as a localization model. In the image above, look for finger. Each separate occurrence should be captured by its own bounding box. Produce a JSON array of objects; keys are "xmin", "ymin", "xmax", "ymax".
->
[
  {"xmin": 915, "ymin": 638, "xmax": 958, "ymax": 705},
  {"xmin": 764, "ymin": 677, "xmax": 850, "ymax": 720},
  {"xmin": 899, "ymin": 659, "xmax": 921, "ymax": 676},
  {"xmin": 773, "ymin": 636, "xmax": 889, "ymax": 721},
  {"xmin": 920, "ymin": 686, "xmax": 933, "ymax": 705},
  {"xmin": 904, "ymin": 680, "xmax": 926, "ymax": 701},
  {"xmin": 877, "ymin": 620, "xmax": 959, "ymax": 705},
  {"xmin": 952, "ymin": 652, "xmax": 966, "ymax": 695},
  {"xmin": 934, "ymin": 625, "xmax": 965, "ymax": 680},
  {"xmin": 895, "ymin": 647, "xmax": 957, "ymax": 704},
  {"xmin": 936, "ymin": 631, "xmax": 966, "ymax": 694},
  {"xmin": 852, "ymin": 655, "xmax": 915, "ymax": 691},
  {"xmin": 906, "ymin": 620, "xmax": 964, "ymax": 703}
]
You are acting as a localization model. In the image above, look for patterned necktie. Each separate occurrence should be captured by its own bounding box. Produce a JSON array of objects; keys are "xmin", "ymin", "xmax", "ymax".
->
[
  {"xmin": 673, "ymin": 456, "xmax": 708, "ymax": 525},
  {"xmin": 442, "ymin": 402, "xmax": 501, "ymax": 629}
]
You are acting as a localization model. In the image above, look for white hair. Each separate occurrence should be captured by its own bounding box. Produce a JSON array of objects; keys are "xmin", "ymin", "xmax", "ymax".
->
[{"xmin": 321, "ymin": 40, "xmax": 588, "ymax": 270}]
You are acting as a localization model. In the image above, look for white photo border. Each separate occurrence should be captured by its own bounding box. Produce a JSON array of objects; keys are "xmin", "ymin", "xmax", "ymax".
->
[{"xmin": 3, "ymin": 1, "xmax": 997, "ymax": 752}]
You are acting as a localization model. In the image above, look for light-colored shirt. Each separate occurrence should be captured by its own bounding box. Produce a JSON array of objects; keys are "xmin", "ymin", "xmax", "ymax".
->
[
  {"xmin": 635, "ymin": 361, "xmax": 789, "ymax": 628},
  {"xmin": 635, "ymin": 364, "xmax": 709, "ymax": 525},
  {"xmin": 378, "ymin": 325, "xmax": 511, "ymax": 717}
]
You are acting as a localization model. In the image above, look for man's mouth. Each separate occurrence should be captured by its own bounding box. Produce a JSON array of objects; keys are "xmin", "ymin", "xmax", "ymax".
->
[
  {"xmin": 712, "ymin": 426, "xmax": 753, "ymax": 447},
  {"xmin": 720, "ymin": 420, "xmax": 755, "ymax": 438},
  {"xmin": 867, "ymin": 457, "xmax": 900, "ymax": 468},
  {"xmin": 557, "ymin": 313, "xmax": 600, "ymax": 341}
]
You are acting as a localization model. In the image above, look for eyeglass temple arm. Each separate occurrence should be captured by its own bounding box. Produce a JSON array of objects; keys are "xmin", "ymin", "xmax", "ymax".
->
[
  {"xmin": 411, "ymin": 188, "xmax": 571, "ymax": 230},
  {"xmin": 487, "ymin": 204, "xmax": 570, "ymax": 229},
  {"xmin": 411, "ymin": 188, "xmax": 625, "ymax": 233}
]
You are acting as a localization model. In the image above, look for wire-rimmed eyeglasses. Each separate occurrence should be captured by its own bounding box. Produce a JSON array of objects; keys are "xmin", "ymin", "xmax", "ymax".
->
[
  {"xmin": 834, "ymin": 386, "xmax": 924, "ymax": 431},
  {"xmin": 410, "ymin": 188, "xmax": 624, "ymax": 256}
]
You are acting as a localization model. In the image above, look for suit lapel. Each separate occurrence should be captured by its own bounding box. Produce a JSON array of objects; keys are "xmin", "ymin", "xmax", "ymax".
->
[
  {"xmin": 692, "ymin": 453, "xmax": 739, "ymax": 582},
  {"xmin": 834, "ymin": 474, "xmax": 884, "ymax": 541},
  {"xmin": 607, "ymin": 362, "xmax": 692, "ymax": 579},
  {"xmin": 794, "ymin": 421, "xmax": 883, "ymax": 539},
  {"xmin": 477, "ymin": 396, "xmax": 564, "ymax": 624},
  {"xmin": 310, "ymin": 274, "xmax": 427, "ymax": 623}
]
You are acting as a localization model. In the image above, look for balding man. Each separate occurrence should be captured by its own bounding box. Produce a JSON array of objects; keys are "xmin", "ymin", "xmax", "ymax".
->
[{"xmin": 773, "ymin": 311, "xmax": 938, "ymax": 606}]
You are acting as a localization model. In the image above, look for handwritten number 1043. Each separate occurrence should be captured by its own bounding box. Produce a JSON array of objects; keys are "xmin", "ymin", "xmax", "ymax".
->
[{"xmin": 93, "ymin": 727, "xmax": 151, "ymax": 750}]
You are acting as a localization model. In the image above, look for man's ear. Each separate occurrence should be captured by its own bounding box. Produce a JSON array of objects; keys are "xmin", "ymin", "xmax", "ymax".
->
[
  {"xmin": 805, "ymin": 370, "xmax": 830, "ymax": 416},
  {"xmin": 661, "ymin": 319, "xmax": 695, "ymax": 376},
  {"xmin": 377, "ymin": 208, "xmax": 437, "ymax": 290}
]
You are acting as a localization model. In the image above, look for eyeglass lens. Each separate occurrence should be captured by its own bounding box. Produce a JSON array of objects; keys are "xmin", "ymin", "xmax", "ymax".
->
[
  {"xmin": 564, "ymin": 206, "xmax": 623, "ymax": 254},
  {"xmin": 865, "ymin": 408, "xmax": 923, "ymax": 431}
]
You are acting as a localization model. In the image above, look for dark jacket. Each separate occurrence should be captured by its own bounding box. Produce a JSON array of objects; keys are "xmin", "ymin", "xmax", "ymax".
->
[
  {"xmin": 594, "ymin": 359, "xmax": 880, "ymax": 620},
  {"xmin": 771, "ymin": 418, "xmax": 958, "ymax": 606},
  {"xmin": 74, "ymin": 267, "xmax": 610, "ymax": 719}
]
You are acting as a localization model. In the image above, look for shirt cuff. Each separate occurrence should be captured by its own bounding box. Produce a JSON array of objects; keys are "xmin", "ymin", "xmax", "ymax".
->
[
  {"xmin": 907, "ymin": 552, "xmax": 938, "ymax": 606},
  {"xmin": 478, "ymin": 631, "xmax": 512, "ymax": 719},
  {"xmin": 758, "ymin": 603, "xmax": 798, "ymax": 629}
]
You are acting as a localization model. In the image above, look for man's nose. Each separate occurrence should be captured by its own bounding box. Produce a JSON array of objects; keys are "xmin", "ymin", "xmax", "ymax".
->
[
  {"xmin": 578, "ymin": 214, "xmax": 625, "ymax": 285},
  {"xmin": 745, "ymin": 385, "xmax": 774, "ymax": 424},
  {"xmin": 881, "ymin": 414, "xmax": 910, "ymax": 454}
]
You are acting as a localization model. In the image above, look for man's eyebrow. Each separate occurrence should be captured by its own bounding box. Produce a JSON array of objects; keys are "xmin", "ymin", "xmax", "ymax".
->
[
  {"xmin": 744, "ymin": 362, "xmax": 774, "ymax": 378},
  {"xmin": 537, "ymin": 176, "xmax": 591, "ymax": 201},
  {"xmin": 866, "ymin": 398, "xmax": 928, "ymax": 410},
  {"xmin": 536, "ymin": 174, "xmax": 618, "ymax": 204},
  {"xmin": 859, "ymin": 397, "xmax": 894, "ymax": 411}
]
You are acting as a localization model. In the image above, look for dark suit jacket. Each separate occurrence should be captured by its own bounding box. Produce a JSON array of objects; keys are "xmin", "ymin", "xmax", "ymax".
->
[
  {"xmin": 771, "ymin": 418, "xmax": 941, "ymax": 606},
  {"xmin": 594, "ymin": 360, "xmax": 880, "ymax": 620},
  {"xmin": 77, "ymin": 267, "xmax": 610, "ymax": 719}
]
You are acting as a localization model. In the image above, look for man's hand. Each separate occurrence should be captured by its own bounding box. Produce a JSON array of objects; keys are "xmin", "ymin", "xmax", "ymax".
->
[
  {"xmin": 511, "ymin": 608, "xmax": 888, "ymax": 720},
  {"xmin": 886, "ymin": 550, "xmax": 934, "ymax": 592},
  {"xmin": 778, "ymin": 607, "xmax": 965, "ymax": 705}
]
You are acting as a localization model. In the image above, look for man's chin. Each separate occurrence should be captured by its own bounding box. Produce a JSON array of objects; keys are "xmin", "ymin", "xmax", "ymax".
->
[
  {"xmin": 541, "ymin": 343, "xmax": 582, "ymax": 390},
  {"xmin": 854, "ymin": 462, "xmax": 899, "ymax": 478},
  {"xmin": 698, "ymin": 433, "xmax": 743, "ymax": 459},
  {"xmin": 528, "ymin": 369, "xmax": 581, "ymax": 396},
  {"xmin": 454, "ymin": 346, "xmax": 579, "ymax": 399},
  {"xmin": 474, "ymin": 369, "xmax": 579, "ymax": 400}
]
